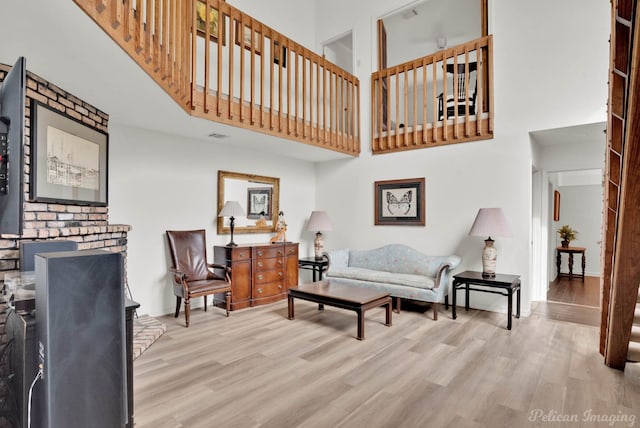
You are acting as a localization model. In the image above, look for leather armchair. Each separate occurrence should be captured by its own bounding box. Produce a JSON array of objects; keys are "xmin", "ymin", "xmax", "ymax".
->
[{"xmin": 166, "ymin": 229, "xmax": 231, "ymax": 327}]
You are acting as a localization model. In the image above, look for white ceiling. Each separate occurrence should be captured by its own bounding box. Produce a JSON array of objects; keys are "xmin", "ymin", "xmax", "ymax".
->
[
  {"xmin": 530, "ymin": 122, "xmax": 606, "ymax": 147},
  {"xmin": 0, "ymin": 0, "xmax": 350, "ymax": 162}
]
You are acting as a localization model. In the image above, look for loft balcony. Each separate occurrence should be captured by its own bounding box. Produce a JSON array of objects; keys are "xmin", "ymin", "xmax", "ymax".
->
[
  {"xmin": 371, "ymin": 36, "xmax": 494, "ymax": 154},
  {"xmin": 73, "ymin": 0, "xmax": 360, "ymax": 156}
]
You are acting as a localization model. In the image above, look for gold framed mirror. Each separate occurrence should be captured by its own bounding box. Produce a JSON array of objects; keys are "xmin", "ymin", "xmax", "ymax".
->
[{"xmin": 217, "ymin": 170, "xmax": 280, "ymax": 234}]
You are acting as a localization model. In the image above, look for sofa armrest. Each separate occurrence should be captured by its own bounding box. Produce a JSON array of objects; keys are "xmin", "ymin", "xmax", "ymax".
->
[
  {"xmin": 433, "ymin": 255, "xmax": 462, "ymax": 292},
  {"xmin": 325, "ymin": 249, "xmax": 349, "ymax": 273}
]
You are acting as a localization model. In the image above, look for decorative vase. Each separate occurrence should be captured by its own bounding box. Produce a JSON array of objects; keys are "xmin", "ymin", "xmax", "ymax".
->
[
  {"xmin": 561, "ymin": 240, "xmax": 569, "ymax": 248},
  {"xmin": 481, "ymin": 238, "xmax": 497, "ymax": 277}
]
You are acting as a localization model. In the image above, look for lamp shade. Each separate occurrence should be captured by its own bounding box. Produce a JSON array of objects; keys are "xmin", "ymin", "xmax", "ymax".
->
[
  {"xmin": 468, "ymin": 208, "xmax": 512, "ymax": 238},
  {"xmin": 218, "ymin": 201, "xmax": 245, "ymax": 217},
  {"xmin": 306, "ymin": 211, "xmax": 332, "ymax": 232}
]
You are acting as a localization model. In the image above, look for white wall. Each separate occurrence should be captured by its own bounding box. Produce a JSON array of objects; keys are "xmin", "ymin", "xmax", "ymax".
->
[
  {"xmin": 108, "ymin": 123, "xmax": 317, "ymax": 316},
  {"xmin": 314, "ymin": 0, "xmax": 609, "ymax": 315}
]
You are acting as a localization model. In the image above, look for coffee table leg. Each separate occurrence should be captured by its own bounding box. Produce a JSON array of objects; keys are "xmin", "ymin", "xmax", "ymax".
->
[
  {"xmin": 318, "ymin": 304, "xmax": 324, "ymax": 311},
  {"xmin": 357, "ymin": 308, "xmax": 365, "ymax": 340},
  {"xmin": 516, "ymin": 284, "xmax": 521, "ymax": 319},
  {"xmin": 288, "ymin": 295, "xmax": 295, "ymax": 320},
  {"xmin": 385, "ymin": 301, "xmax": 392, "ymax": 326}
]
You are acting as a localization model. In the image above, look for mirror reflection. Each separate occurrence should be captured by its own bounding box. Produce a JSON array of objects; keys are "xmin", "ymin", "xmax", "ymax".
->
[{"xmin": 217, "ymin": 170, "xmax": 280, "ymax": 234}]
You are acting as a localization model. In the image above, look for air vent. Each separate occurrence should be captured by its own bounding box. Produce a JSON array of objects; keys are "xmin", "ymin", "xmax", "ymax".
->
[
  {"xmin": 402, "ymin": 9, "xmax": 418, "ymax": 20},
  {"xmin": 208, "ymin": 132, "xmax": 229, "ymax": 139}
]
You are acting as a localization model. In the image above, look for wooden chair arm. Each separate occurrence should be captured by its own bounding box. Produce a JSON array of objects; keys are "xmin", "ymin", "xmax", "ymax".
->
[{"xmin": 208, "ymin": 263, "xmax": 232, "ymax": 282}]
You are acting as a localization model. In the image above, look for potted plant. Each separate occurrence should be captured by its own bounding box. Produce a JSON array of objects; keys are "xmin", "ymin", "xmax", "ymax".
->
[{"xmin": 557, "ymin": 225, "xmax": 578, "ymax": 247}]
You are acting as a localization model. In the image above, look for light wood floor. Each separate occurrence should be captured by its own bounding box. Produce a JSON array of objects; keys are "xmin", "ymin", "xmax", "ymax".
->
[
  {"xmin": 547, "ymin": 276, "xmax": 600, "ymax": 307},
  {"xmin": 134, "ymin": 301, "xmax": 640, "ymax": 428}
]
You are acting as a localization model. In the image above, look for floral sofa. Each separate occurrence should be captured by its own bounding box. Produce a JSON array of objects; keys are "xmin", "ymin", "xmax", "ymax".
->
[{"xmin": 325, "ymin": 244, "xmax": 461, "ymax": 320}]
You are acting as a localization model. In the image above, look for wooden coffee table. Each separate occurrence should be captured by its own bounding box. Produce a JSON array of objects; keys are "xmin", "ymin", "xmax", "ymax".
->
[{"xmin": 287, "ymin": 280, "xmax": 392, "ymax": 340}]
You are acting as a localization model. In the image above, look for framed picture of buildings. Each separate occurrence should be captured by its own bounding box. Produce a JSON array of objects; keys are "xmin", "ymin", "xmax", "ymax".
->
[{"xmin": 30, "ymin": 101, "xmax": 108, "ymax": 206}]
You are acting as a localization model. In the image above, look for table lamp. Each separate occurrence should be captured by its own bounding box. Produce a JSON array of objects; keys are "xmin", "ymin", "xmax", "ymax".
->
[
  {"xmin": 306, "ymin": 211, "xmax": 332, "ymax": 258},
  {"xmin": 468, "ymin": 208, "xmax": 512, "ymax": 277},
  {"xmin": 218, "ymin": 201, "xmax": 245, "ymax": 247}
]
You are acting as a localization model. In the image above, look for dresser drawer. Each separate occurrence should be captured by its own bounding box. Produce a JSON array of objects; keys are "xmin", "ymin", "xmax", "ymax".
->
[
  {"xmin": 254, "ymin": 257, "xmax": 284, "ymax": 271},
  {"xmin": 284, "ymin": 245, "xmax": 298, "ymax": 257},
  {"xmin": 253, "ymin": 281, "xmax": 285, "ymax": 298},
  {"xmin": 255, "ymin": 269, "xmax": 284, "ymax": 283},
  {"xmin": 253, "ymin": 246, "xmax": 285, "ymax": 259},
  {"xmin": 231, "ymin": 247, "xmax": 252, "ymax": 260}
]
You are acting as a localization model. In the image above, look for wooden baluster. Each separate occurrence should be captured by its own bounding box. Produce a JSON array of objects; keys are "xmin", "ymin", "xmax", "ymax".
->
[
  {"xmin": 112, "ymin": 0, "xmax": 122, "ymax": 30},
  {"xmin": 169, "ymin": 0, "xmax": 176, "ymax": 85},
  {"xmin": 488, "ymin": 36, "xmax": 494, "ymax": 133},
  {"xmin": 403, "ymin": 65, "xmax": 408, "ymax": 147},
  {"xmin": 316, "ymin": 61, "xmax": 321, "ymax": 142},
  {"xmin": 204, "ymin": 0, "xmax": 211, "ymax": 114},
  {"xmin": 283, "ymin": 44, "xmax": 298, "ymax": 136},
  {"xmin": 215, "ymin": 1, "xmax": 222, "ymax": 116},
  {"xmin": 162, "ymin": 0, "xmax": 169, "ymax": 79},
  {"xmin": 302, "ymin": 53, "xmax": 306, "ymax": 138},
  {"xmin": 153, "ymin": 0, "xmax": 160, "ymax": 72},
  {"xmin": 145, "ymin": 0, "xmax": 153, "ymax": 63},
  {"xmin": 441, "ymin": 55, "xmax": 447, "ymax": 141},
  {"xmin": 250, "ymin": 20, "xmax": 255, "ymax": 125},
  {"xmin": 329, "ymin": 68, "xmax": 334, "ymax": 146},
  {"xmin": 190, "ymin": 0, "xmax": 197, "ymax": 109},
  {"xmin": 372, "ymin": 74, "xmax": 378, "ymax": 151},
  {"xmin": 421, "ymin": 58, "xmax": 426, "ymax": 144},
  {"xmin": 135, "ymin": 0, "xmax": 144, "ymax": 53},
  {"xmin": 476, "ymin": 40, "xmax": 484, "ymax": 136},
  {"xmin": 269, "ymin": 33, "xmax": 274, "ymax": 130},
  {"xmin": 239, "ymin": 16, "xmax": 245, "ymax": 123},
  {"xmin": 228, "ymin": 11, "xmax": 234, "ymax": 119},
  {"xmin": 464, "ymin": 47, "xmax": 470, "ymax": 137},
  {"xmin": 453, "ymin": 54, "xmax": 459, "ymax": 139},
  {"xmin": 432, "ymin": 55, "xmax": 437, "ymax": 143},
  {"xmin": 386, "ymin": 69, "xmax": 391, "ymax": 150},
  {"xmin": 96, "ymin": 0, "xmax": 106, "ymax": 13},
  {"xmin": 308, "ymin": 56, "xmax": 313, "ymax": 140},
  {"xmin": 277, "ymin": 36, "xmax": 283, "ymax": 132},
  {"xmin": 395, "ymin": 69, "xmax": 399, "ymax": 149},
  {"xmin": 293, "ymin": 47, "xmax": 298, "ymax": 136},
  {"xmin": 413, "ymin": 64, "xmax": 417, "ymax": 146},
  {"xmin": 356, "ymin": 80, "xmax": 360, "ymax": 152},
  {"xmin": 259, "ymin": 27, "xmax": 265, "ymax": 128},
  {"xmin": 287, "ymin": 40, "xmax": 292, "ymax": 135}
]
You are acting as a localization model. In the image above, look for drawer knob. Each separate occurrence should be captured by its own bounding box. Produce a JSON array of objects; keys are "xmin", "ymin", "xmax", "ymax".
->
[
  {"xmin": 278, "ymin": 272, "xmax": 283, "ymax": 277},
  {"xmin": 277, "ymin": 250, "xmax": 282, "ymax": 255},
  {"xmin": 257, "ymin": 288, "xmax": 263, "ymax": 294},
  {"xmin": 257, "ymin": 251, "xmax": 263, "ymax": 256},
  {"xmin": 278, "ymin": 284, "xmax": 283, "ymax": 290},
  {"xmin": 257, "ymin": 262, "xmax": 263, "ymax": 267},
  {"xmin": 278, "ymin": 260, "xmax": 283, "ymax": 266},
  {"xmin": 240, "ymin": 252, "xmax": 245, "ymax": 257},
  {"xmin": 257, "ymin": 274, "xmax": 264, "ymax": 280}
]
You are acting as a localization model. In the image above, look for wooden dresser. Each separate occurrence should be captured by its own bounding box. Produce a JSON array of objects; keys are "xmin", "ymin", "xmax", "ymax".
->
[{"xmin": 214, "ymin": 242, "xmax": 299, "ymax": 310}]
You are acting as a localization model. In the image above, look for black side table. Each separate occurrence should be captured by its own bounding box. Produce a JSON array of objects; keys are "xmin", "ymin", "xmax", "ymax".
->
[
  {"xmin": 298, "ymin": 257, "xmax": 329, "ymax": 282},
  {"xmin": 452, "ymin": 270, "xmax": 521, "ymax": 330}
]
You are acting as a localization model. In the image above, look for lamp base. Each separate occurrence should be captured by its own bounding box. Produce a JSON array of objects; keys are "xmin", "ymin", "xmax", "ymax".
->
[
  {"xmin": 226, "ymin": 242, "xmax": 238, "ymax": 248},
  {"xmin": 314, "ymin": 231, "xmax": 324, "ymax": 258},
  {"xmin": 481, "ymin": 237, "xmax": 497, "ymax": 277}
]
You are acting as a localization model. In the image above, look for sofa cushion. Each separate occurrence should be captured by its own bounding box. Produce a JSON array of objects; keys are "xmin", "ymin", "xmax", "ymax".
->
[{"xmin": 328, "ymin": 267, "xmax": 435, "ymax": 290}]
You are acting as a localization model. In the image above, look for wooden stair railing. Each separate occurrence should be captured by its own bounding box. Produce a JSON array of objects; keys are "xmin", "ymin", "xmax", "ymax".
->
[
  {"xmin": 371, "ymin": 36, "xmax": 493, "ymax": 154},
  {"xmin": 73, "ymin": 0, "xmax": 360, "ymax": 156}
]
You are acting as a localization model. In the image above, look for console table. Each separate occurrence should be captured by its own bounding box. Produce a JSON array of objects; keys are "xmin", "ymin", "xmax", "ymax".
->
[
  {"xmin": 452, "ymin": 270, "xmax": 521, "ymax": 330},
  {"xmin": 556, "ymin": 246, "xmax": 586, "ymax": 281}
]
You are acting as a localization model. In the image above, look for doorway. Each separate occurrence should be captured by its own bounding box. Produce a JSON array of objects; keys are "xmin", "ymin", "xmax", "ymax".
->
[{"xmin": 530, "ymin": 122, "xmax": 606, "ymax": 326}]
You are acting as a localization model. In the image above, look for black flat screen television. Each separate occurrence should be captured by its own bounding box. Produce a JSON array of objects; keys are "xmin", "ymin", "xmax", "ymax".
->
[{"xmin": 0, "ymin": 56, "xmax": 25, "ymax": 235}]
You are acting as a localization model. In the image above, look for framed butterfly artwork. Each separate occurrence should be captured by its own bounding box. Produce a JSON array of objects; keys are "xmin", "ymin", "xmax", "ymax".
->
[
  {"xmin": 374, "ymin": 178, "xmax": 425, "ymax": 226},
  {"xmin": 247, "ymin": 187, "xmax": 272, "ymax": 219}
]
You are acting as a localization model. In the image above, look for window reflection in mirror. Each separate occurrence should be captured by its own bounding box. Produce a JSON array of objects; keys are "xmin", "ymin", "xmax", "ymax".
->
[{"xmin": 217, "ymin": 170, "xmax": 280, "ymax": 234}]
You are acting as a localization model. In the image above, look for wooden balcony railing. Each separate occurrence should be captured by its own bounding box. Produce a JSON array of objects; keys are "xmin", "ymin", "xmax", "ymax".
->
[
  {"xmin": 73, "ymin": 0, "xmax": 360, "ymax": 156},
  {"xmin": 371, "ymin": 36, "xmax": 493, "ymax": 154}
]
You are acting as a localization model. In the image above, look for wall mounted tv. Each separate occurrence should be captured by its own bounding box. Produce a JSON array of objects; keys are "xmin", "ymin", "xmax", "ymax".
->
[{"xmin": 0, "ymin": 56, "xmax": 25, "ymax": 235}]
